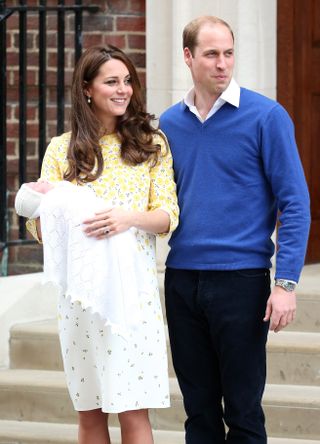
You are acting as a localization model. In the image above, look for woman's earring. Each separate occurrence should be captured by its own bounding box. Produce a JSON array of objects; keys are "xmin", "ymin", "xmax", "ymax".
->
[{"xmin": 87, "ymin": 96, "xmax": 91, "ymax": 104}]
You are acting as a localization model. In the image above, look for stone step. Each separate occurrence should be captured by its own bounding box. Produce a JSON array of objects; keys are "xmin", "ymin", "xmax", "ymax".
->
[
  {"xmin": 9, "ymin": 320, "xmax": 63, "ymax": 371},
  {"xmin": 0, "ymin": 420, "xmax": 185, "ymax": 444},
  {"xmin": 0, "ymin": 369, "xmax": 76, "ymax": 424},
  {"xmin": 1, "ymin": 369, "xmax": 320, "ymax": 439},
  {"xmin": 1, "ymin": 421, "xmax": 319, "ymax": 444},
  {"xmin": 0, "ymin": 420, "xmax": 84, "ymax": 444},
  {"xmin": 0, "ymin": 369, "xmax": 185, "ymax": 428},
  {"xmin": 269, "ymin": 440, "xmax": 320, "ymax": 444},
  {"xmin": 290, "ymin": 291, "xmax": 320, "ymax": 333},
  {"xmin": 10, "ymin": 320, "xmax": 320, "ymax": 386},
  {"xmin": 267, "ymin": 331, "xmax": 320, "ymax": 386},
  {"xmin": 263, "ymin": 384, "xmax": 320, "ymax": 440}
]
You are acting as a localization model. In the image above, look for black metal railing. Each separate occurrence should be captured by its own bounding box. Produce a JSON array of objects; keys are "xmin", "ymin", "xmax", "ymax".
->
[{"xmin": 0, "ymin": 0, "xmax": 99, "ymax": 275}]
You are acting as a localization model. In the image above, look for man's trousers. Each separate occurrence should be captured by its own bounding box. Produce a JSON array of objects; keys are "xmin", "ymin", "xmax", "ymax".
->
[{"xmin": 165, "ymin": 268, "xmax": 271, "ymax": 444}]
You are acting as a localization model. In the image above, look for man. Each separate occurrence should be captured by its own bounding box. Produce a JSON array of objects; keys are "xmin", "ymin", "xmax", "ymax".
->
[{"xmin": 160, "ymin": 16, "xmax": 310, "ymax": 444}]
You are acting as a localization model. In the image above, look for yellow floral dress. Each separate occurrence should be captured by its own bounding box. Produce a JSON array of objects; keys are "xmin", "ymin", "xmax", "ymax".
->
[{"xmin": 27, "ymin": 131, "xmax": 179, "ymax": 413}]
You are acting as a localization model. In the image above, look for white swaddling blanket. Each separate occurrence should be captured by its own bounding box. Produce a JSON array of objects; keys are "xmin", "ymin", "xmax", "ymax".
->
[{"xmin": 40, "ymin": 181, "xmax": 148, "ymax": 339}]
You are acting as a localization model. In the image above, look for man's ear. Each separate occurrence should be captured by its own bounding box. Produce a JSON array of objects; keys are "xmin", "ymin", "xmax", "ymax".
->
[{"xmin": 184, "ymin": 47, "xmax": 193, "ymax": 67}]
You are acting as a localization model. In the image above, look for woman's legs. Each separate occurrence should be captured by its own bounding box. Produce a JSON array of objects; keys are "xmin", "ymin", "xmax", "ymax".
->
[
  {"xmin": 78, "ymin": 409, "xmax": 110, "ymax": 444},
  {"xmin": 118, "ymin": 409, "xmax": 153, "ymax": 444}
]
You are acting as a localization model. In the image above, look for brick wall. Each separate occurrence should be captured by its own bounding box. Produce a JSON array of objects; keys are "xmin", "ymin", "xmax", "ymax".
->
[{"xmin": 3, "ymin": 0, "xmax": 146, "ymax": 275}]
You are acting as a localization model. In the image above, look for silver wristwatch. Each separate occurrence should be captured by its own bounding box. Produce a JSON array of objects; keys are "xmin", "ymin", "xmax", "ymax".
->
[{"xmin": 275, "ymin": 279, "xmax": 296, "ymax": 292}]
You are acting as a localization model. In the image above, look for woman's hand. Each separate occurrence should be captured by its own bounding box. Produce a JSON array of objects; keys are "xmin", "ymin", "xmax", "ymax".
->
[
  {"xmin": 82, "ymin": 207, "xmax": 170, "ymax": 239},
  {"xmin": 82, "ymin": 208, "xmax": 134, "ymax": 239}
]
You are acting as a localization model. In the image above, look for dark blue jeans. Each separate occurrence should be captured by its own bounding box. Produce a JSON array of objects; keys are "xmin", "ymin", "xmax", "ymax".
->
[{"xmin": 165, "ymin": 268, "xmax": 271, "ymax": 444}]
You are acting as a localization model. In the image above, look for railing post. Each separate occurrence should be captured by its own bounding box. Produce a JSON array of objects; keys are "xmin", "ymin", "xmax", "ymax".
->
[
  {"xmin": 18, "ymin": 0, "xmax": 27, "ymax": 238},
  {"xmin": 74, "ymin": 0, "xmax": 82, "ymax": 63},
  {"xmin": 0, "ymin": 0, "xmax": 7, "ymax": 253},
  {"xmin": 38, "ymin": 0, "xmax": 47, "ymax": 171},
  {"xmin": 57, "ymin": 0, "xmax": 65, "ymax": 135}
]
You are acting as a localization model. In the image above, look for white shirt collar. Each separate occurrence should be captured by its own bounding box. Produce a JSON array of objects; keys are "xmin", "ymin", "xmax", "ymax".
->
[
  {"xmin": 184, "ymin": 78, "xmax": 240, "ymax": 122},
  {"xmin": 220, "ymin": 78, "xmax": 240, "ymax": 108}
]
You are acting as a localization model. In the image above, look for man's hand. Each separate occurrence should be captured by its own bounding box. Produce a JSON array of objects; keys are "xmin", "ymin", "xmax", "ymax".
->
[{"xmin": 263, "ymin": 286, "xmax": 296, "ymax": 332}]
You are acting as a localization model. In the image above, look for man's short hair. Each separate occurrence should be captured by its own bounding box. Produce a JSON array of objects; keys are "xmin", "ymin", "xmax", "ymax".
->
[{"xmin": 183, "ymin": 16, "xmax": 234, "ymax": 56}]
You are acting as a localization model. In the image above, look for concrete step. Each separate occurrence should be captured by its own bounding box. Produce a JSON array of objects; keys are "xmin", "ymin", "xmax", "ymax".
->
[
  {"xmin": 10, "ymin": 319, "xmax": 63, "ymax": 371},
  {"xmin": 0, "ymin": 369, "xmax": 185, "ymax": 428},
  {"xmin": 290, "ymin": 291, "xmax": 320, "ymax": 333},
  {"xmin": 0, "ymin": 369, "xmax": 76, "ymax": 424},
  {"xmin": 264, "ymin": 384, "xmax": 320, "ymax": 440},
  {"xmin": 1, "ymin": 421, "xmax": 319, "ymax": 444},
  {"xmin": 267, "ymin": 331, "xmax": 320, "ymax": 385},
  {"xmin": 1, "ymin": 369, "xmax": 320, "ymax": 439},
  {"xmin": 10, "ymin": 320, "xmax": 320, "ymax": 386},
  {"xmin": 0, "ymin": 420, "xmax": 185, "ymax": 444},
  {"xmin": 0, "ymin": 420, "xmax": 79, "ymax": 444},
  {"xmin": 269, "ymin": 440, "xmax": 320, "ymax": 444}
]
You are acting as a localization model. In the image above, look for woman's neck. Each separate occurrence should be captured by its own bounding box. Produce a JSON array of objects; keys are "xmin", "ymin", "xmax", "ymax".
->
[{"xmin": 97, "ymin": 114, "xmax": 117, "ymax": 136}]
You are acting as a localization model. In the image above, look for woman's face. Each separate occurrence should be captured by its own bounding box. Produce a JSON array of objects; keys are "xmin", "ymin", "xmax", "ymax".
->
[{"xmin": 86, "ymin": 58, "xmax": 133, "ymax": 130}]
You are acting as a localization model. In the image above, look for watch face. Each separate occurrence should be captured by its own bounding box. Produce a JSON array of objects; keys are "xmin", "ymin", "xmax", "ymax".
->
[
  {"xmin": 276, "ymin": 280, "xmax": 296, "ymax": 292},
  {"xmin": 286, "ymin": 283, "xmax": 296, "ymax": 291}
]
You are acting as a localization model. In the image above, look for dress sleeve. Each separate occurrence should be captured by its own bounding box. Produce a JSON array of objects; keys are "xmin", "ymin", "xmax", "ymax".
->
[
  {"xmin": 26, "ymin": 135, "xmax": 67, "ymax": 241},
  {"xmin": 148, "ymin": 132, "xmax": 179, "ymax": 235}
]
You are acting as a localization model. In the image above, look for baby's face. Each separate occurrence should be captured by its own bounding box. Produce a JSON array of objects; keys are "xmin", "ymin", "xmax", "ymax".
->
[{"xmin": 26, "ymin": 181, "xmax": 54, "ymax": 194}]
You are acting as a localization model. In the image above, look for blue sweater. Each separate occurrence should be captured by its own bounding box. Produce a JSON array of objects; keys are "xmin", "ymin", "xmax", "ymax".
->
[{"xmin": 160, "ymin": 88, "xmax": 310, "ymax": 282}]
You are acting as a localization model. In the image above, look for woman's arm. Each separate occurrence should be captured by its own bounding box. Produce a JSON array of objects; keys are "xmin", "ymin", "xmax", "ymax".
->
[{"xmin": 83, "ymin": 207, "xmax": 170, "ymax": 239}]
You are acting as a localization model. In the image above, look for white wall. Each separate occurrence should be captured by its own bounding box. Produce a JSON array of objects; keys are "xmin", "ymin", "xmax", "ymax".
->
[{"xmin": 147, "ymin": 0, "xmax": 276, "ymax": 117}]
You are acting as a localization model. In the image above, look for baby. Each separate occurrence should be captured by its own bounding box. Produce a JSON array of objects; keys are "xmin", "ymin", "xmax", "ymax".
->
[
  {"xmin": 15, "ymin": 180, "xmax": 55, "ymax": 220},
  {"xmin": 15, "ymin": 181, "xmax": 148, "ymax": 338}
]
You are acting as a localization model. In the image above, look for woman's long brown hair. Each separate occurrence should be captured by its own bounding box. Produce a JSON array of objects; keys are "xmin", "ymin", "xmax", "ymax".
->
[{"xmin": 64, "ymin": 45, "xmax": 163, "ymax": 183}]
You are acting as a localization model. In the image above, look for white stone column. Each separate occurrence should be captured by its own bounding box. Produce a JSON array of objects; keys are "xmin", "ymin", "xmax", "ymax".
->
[
  {"xmin": 234, "ymin": 0, "xmax": 276, "ymax": 98},
  {"xmin": 147, "ymin": 0, "xmax": 277, "ymax": 270}
]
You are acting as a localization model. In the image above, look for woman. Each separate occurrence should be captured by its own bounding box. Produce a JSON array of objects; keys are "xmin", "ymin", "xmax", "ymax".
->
[{"xmin": 25, "ymin": 45, "xmax": 178, "ymax": 444}]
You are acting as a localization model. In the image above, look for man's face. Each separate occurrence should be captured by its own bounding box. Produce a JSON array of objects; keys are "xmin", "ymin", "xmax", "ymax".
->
[{"xmin": 184, "ymin": 23, "xmax": 234, "ymax": 98}]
